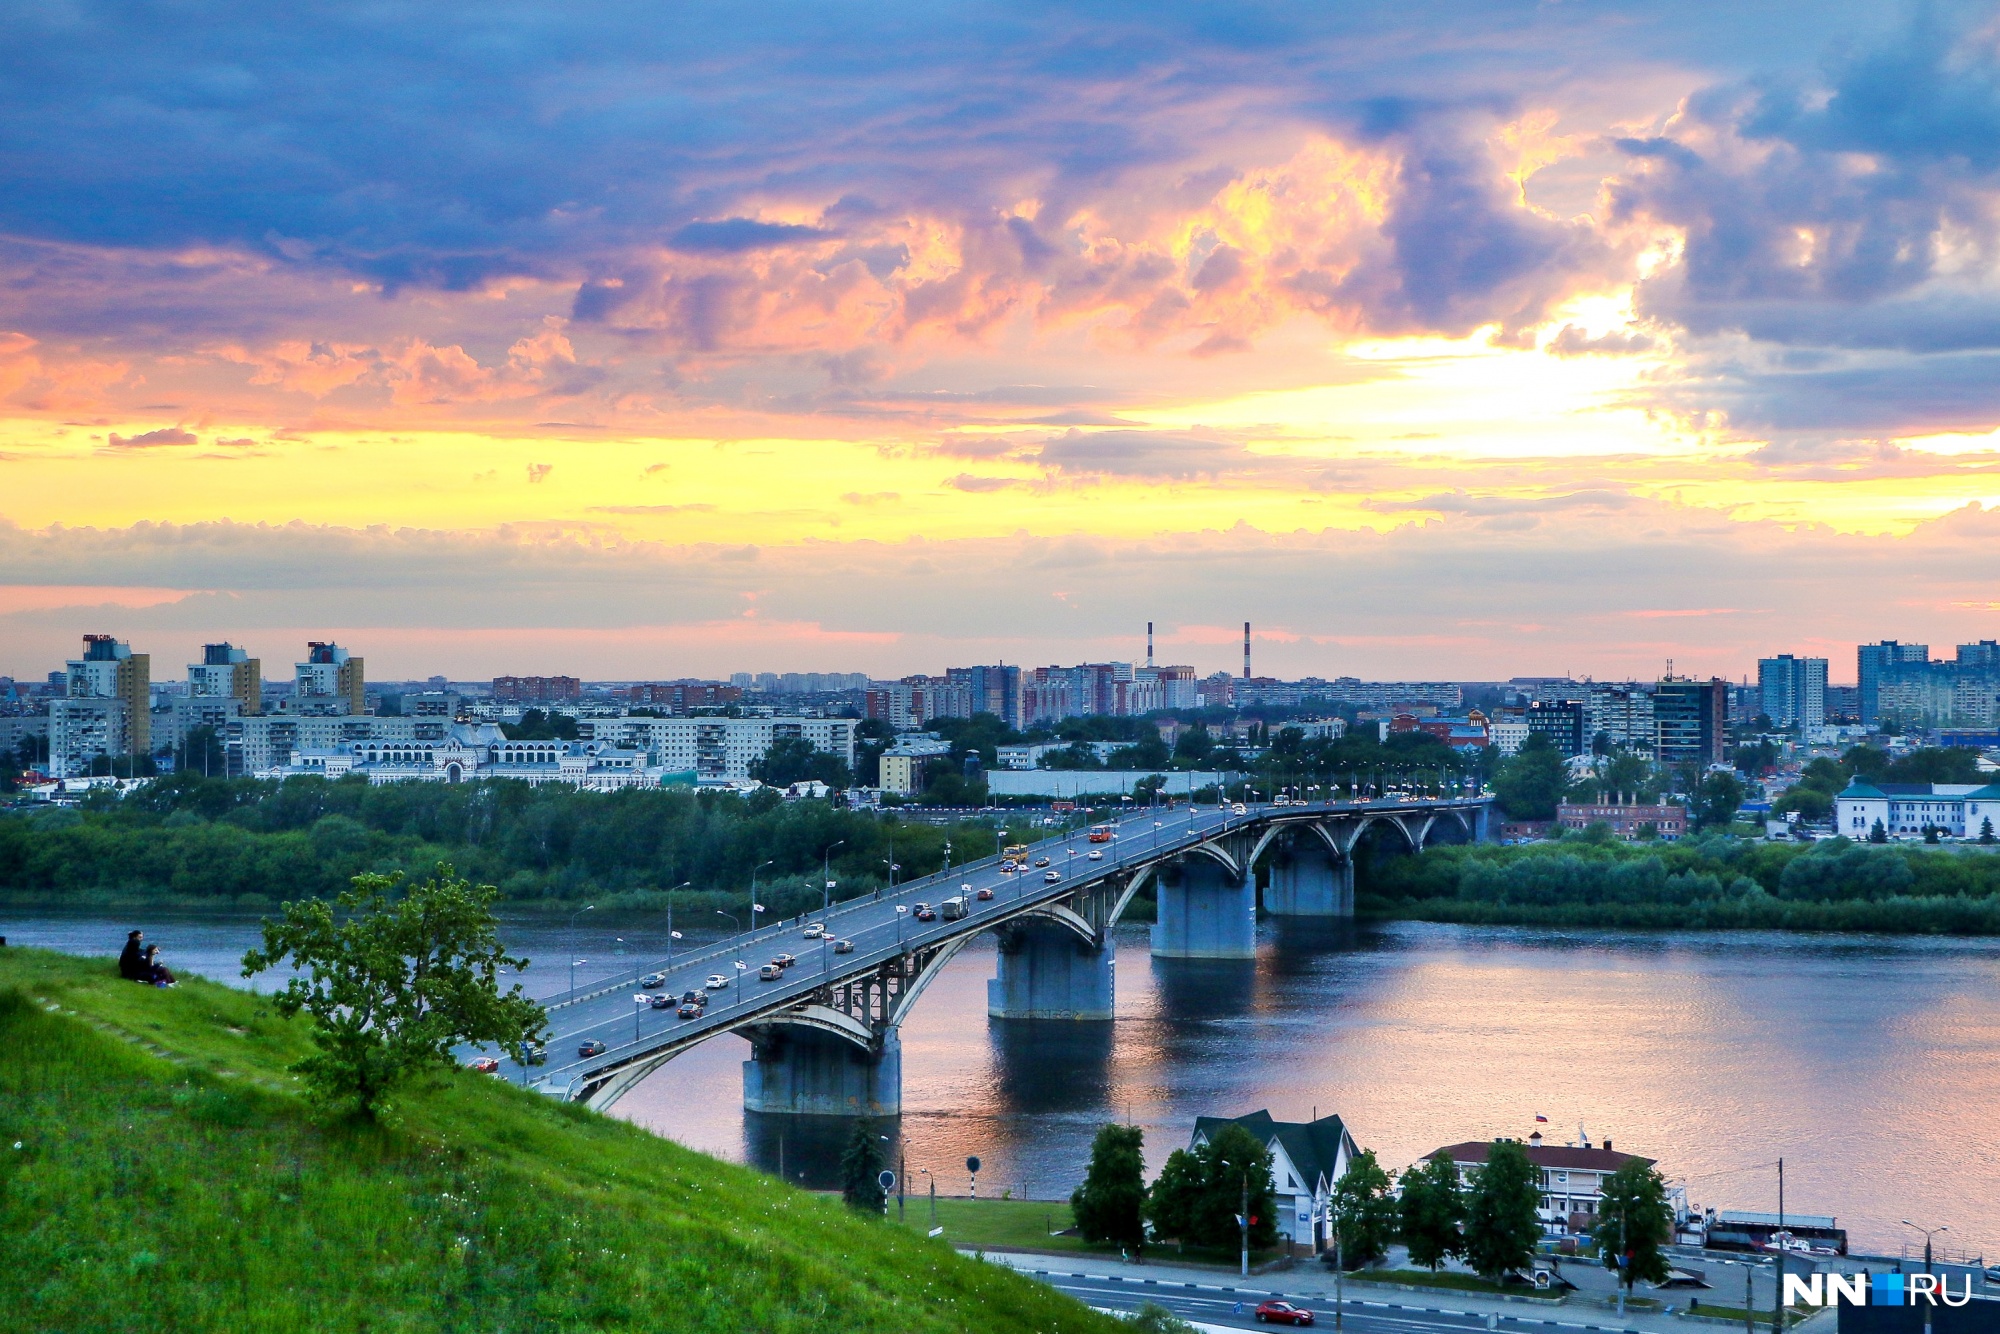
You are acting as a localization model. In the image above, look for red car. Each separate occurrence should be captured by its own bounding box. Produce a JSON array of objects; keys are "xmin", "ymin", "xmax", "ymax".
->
[
  {"xmin": 465, "ymin": 1056, "xmax": 500, "ymax": 1074},
  {"xmin": 1255, "ymin": 1300, "xmax": 1314, "ymax": 1325}
]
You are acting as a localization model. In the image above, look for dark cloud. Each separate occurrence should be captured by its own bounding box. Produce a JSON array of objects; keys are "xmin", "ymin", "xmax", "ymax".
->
[
  {"xmin": 667, "ymin": 219, "xmax": 837, "ymax": 253},
  {"xmin": 1033, "ymin": 429, "xmax": 1250, "ymax": 481},
  {"xmin": 105, "ymin": 427, "xmax": 197, "ymax": 448}
]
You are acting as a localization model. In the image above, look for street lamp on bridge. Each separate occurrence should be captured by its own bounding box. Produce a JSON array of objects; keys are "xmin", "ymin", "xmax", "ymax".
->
[{"xmin": 566, "ymin": 903, "xmax": 595, "ymax": 1001}]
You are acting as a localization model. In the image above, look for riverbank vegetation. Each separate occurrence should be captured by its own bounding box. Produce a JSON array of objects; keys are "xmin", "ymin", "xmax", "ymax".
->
[
  {"xmin": 1362, "ymin": 830, "xmax": 2000, "ymax": 933},
  {"xmin": 0, "ymin": 771, "xmax": 1006, "ymax": 910},
  {"xmin": 0, "ymin": 946, "xmax": 1115, "ymax": 1332}
]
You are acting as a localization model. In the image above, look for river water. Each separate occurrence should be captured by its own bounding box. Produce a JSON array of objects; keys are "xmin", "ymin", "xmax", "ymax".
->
[{"xmin": 9, "ymin": 909, "xmax": 1996, "ymax": 1257}]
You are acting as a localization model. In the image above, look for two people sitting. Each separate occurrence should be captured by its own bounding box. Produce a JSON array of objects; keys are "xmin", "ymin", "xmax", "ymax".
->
[{"xmin": 116, "ymin": 929, "xmax": 177, "ymax": 987}]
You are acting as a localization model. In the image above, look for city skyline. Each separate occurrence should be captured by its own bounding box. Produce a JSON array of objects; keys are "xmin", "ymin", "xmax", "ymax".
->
[{"xmin": 7, "ymin": 3, "xmax": 2000, "ymax": 678}]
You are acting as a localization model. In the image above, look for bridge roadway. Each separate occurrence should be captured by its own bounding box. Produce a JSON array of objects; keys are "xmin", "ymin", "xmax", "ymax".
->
[{"xmin": 490, "ymin": 793, "xmax": 1490, "ymax": 1109}]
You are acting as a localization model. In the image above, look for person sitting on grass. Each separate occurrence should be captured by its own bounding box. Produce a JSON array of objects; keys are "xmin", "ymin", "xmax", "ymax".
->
[
  {"xmin": 118, "ymin": 929, "xmax": 148, "ymax": 981},
  {"xmin": 142, "ymin": 944, "xmax": 176, "ymax": 987}
]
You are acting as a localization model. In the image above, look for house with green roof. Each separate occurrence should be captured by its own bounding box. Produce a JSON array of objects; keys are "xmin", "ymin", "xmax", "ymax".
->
[
  {"xmin": 1835, "ymin": 779, "xmax": 2000, "ymax": 840},
  {"xmin": 1189, "ymin": 1109, "xmax": 1359, "ymax": 1253}
]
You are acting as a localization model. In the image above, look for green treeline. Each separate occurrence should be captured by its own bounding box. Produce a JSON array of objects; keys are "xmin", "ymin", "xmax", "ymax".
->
[
  {"xmin": 1363, "ymin": 832, "xmax": 2000, "ymax": 933},
  {"xmin": 0, "ymin": 772, "xmax": 1002, "ymax": 911}
]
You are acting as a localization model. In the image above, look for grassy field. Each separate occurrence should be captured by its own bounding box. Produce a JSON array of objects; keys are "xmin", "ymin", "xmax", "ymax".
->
[{"xmin": 0, "ymin": 946, "xmax": 1122, "ymax": 1333}]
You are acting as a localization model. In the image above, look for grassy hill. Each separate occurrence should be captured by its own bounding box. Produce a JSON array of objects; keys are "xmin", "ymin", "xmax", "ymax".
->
[{"xmin": 0, "ymin": 946, "xmax": 1119, "ymax": 1333}]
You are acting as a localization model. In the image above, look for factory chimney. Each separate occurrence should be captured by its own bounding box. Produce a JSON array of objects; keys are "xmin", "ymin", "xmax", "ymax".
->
[
  {"xmin": 1146, "ymin": 622, "xmax": 1154, "ymax": 668},
  {"xmin": 1243, "ymin": 622, "xmax": 1251, "ymax": 681}
]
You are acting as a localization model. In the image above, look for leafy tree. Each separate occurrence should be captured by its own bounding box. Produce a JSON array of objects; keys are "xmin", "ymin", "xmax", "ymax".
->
[
  {"xmin": 1693, "ymin": 771, "xmax": 1745, "ymax": 830},
  {"xmin": 240, "ymin": 864, "xmax": 544, "ymax": 1119},
  {"xmin": 1598, "ymin": 1159, "xmax": 1674, "ymax": 1296},
  {"xmin": 1493, "ymin": 735, "xmax": 1569, "ymax": 820},
  {"xmin": 1731, "ymin": 739, "xmax": 1779, "ymax": 776},
  {"xmin": 1398, "ymin": 1152, "xmax": 1465, "ymax": 1271},
  {"xmin": 501, "ymin": 708, "xmax": 579, "ymax": 741},
  {"xmin": 751, "ymin": 736, "xmax": 850, "ymax": 789},
  {"xmin": 1884, "ymin": 747, "xmax": 1984, "ymax": 785},
  {"xmin": 840, "ymin": 1118, "xmax": 889, "ymax": 1213},
  {"xmin": 1071, "ymin": 1123, "xmax": 1148, "ymax": 1251},
  {"xmin": 1144, "ymin": 1124, "xmax": 1276, "ymax": 1251},
  {"xmin": 1329, "ymin": 1149, "xmax": 1398, "ymax": 1267},
  {"xmin": 1143, "ymin": 1147, "xmax": 1205, "ymax": 1249},
  {"xmin": 1462, "ymin": 1140, "xmax": 1541, "ymax": 1281}
]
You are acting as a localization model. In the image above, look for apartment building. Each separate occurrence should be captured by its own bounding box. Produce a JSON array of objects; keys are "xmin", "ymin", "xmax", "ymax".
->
[{"xmin": 49, "ymin": 634, "xmax": 150, "ymax": 777}]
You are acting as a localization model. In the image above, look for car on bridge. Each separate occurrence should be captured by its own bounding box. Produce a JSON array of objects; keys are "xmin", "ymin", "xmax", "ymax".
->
[
  {"xmin": 771, "ymin": 953, "xmax": 796, "ymax": 969},
  {"xmin": 578, "ymin": 1040, "xmax": 607, "ymax": 1058},
  {"xmin": 677, "ymin": 1001, "xmax": 703, "ymax": 1019},
  {"xmin": 976, "ymin": 886, "xmax": 994, "ymax": 900},
  {"xmin": 466, "ymin": 1056, "xmax": 500, "ymax": 1074},
  {"xmin": 641, "ymin": 971, "xmax": 668, "ymax": 988},
  {"xmin": 649, "ymin": 993, "xmax": 675, "ymax": 1010},
  {"xmin": 1087, "ymin": 849, "xmax": 1103, "ymax": 860},
  {"xmin": 832, "ymin": 939, "xmax": 854, "ymax": 954},
  {"xmin": 522, "ymin": 1040, "xmax": 547, "ymax": 1065},
  {"xmin": 680, "ymin": 989, "xmax": 707, "ymax": 1004},
  {"xmin": 706, "ymin": 973, "xmax": 730, "ymax": 989},
  {"xmin": 803, "ymin": 923, "xmax": 825, "ymax": 938},
  {"xmin": 1043, "ymin": 869, "xmax": 1061, "ymax": 883},
  {"xmin": 1254, "ymin": 1300, "xmax": 1314, "ymax": 1325},
  {"xmin": 1033, "ymin": 855, "xmax": 1051, "ymax": 867},
  {"xmin": 759, "ymin": 963, "xmax": 782, "ymax": 980},
  {"xmin": 913, "ymin": 903, "xmax": 937, "ymax": 922}
]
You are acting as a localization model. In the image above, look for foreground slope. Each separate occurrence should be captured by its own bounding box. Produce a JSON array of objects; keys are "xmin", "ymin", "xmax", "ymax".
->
[{"xmin": 0, "ymin": 948, "xmax": 1115, "ymax": 1333}]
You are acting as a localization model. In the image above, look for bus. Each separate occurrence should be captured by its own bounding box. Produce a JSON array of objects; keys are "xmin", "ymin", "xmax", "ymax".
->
[
  {"xmin": 1002, "ymin": 844, "xmax": 1029, "ymax": 867},
  {"xmin": 1087, "ymin": 824, "xmax": 1116, "ymax": 843}
]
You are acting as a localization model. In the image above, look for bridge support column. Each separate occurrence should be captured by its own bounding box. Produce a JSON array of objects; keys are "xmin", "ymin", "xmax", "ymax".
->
[
  {"xmin": 987, "ymin": 920, "xmax": 1113, "ymax": 1019},
  {"xmin": 1263, "ymin": 844, "xmax": 1354, "ymax": 918},
  {"xmin": 742, "ymin": 1025, "xmax": 900, "ymax": 1117},
  {"xmin": 1151, "ymin": 857, "xmax": 1257, "ymax": 958}
]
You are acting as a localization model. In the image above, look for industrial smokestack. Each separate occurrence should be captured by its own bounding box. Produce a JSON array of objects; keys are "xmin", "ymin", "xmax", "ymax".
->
[
  {"xmin": 1243, "ymin": 622, "xmax": 1251, "ymax": 681},
  {"xmin": 1147, "ymin": 621, "xmax": 1154, "ymax": 668}
]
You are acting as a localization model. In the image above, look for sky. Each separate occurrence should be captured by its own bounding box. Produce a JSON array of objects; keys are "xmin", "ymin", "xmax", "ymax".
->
[{"xmin": 6, "ymin": 0, "xmax": 2000, "ymax": 684}]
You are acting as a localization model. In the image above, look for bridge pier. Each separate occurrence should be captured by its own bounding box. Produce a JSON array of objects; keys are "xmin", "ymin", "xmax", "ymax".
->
[
  {"xmin": 1151, "ymin": 856, "xmax": 1257, "ymax": 958},
  {"xmin": 987, "ymin": 919, "xmax": 1114, "ymax": 1019},
  {"xmin": 742, "ymin": 1024, "xmax": 901, "ymax": 1117},
  {"xmin": 1263, "ymin": 841, "xmax": 1354, "ymax": 917}
]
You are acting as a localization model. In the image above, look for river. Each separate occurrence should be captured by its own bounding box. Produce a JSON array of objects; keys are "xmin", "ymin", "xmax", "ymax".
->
[{"xmin": 8, "ymin": 909, "xmax": 1995, "ymax": 1257}]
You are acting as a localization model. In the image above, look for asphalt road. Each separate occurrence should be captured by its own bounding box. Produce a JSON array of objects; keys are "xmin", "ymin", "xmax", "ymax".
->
[
  {"xmin": 1023, "ymin": 1269, "xmax": 1642, "ymax": 1333},
  {"xmin": 485, "ymin": 794, "xmax": 1483, "ymax": 1098}
]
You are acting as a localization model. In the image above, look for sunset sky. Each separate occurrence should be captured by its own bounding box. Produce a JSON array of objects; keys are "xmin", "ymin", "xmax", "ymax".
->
[{"xmin": 6, "ymin": 0, "xmax": 2000, "ymax": 682}]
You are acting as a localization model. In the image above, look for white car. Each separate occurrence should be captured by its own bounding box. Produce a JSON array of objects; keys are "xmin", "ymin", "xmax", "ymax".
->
[
  {"xmin": 705, "ymin": 973, "xmax": 729, "ymax": 990},
  {"xmin": 803, "ymin": 923, "xmax": 825, "ymax": 939},
  {"xmin": 1088, "ymin": 849, "xmax": 1103, "ymax": 860},
  {"xmin": 1043, "ymin": 869, "xmax": 1061, "ymax": 883}
]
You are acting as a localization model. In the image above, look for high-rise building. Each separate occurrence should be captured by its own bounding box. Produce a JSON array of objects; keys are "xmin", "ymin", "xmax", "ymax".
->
[
  {"xmin": 49, "ymin": 634, "xmax": 151, "ymax": 776},
  {"xmin": 188, "ymin": 642, "xmax": 262, "ymax": 715},
  {"xmin": 1653, "ymin": 677, "xmax": 1728, "ymax": 765},
  {"xmin": 1525, "ymin": 699, "xmax": 1586, "ymax": 756},
  {"xmin": 1587, "ymin": 684, "xmax": 1655, "ymax": 754},
  {"xmin": 1756, "ymin": 654, "xmax": 1827, "ymax": 730},
  {"xmin": 491, "ymin": 675, "xmax": 581, "ymax": 705},
  {"xmin": 294, "ymin": 642, "xmax": 365, "ymax": 715},
  {"xmin": 1857, "ymin": 640, "xmax": 1929, "ymax": 724},
  {"xmin": 945, "ymin": 664, "xmax": 1023, "ymax": 728}
]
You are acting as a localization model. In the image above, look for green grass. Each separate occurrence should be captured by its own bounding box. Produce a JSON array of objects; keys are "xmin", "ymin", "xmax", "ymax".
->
[
  {"xmin": 0, "ymin": 947, "xmax": 1122, "ymax": 1333},
  {"xmin": 891, "ymin": 1196, "xmax": 1095, "ymax": 1251}
]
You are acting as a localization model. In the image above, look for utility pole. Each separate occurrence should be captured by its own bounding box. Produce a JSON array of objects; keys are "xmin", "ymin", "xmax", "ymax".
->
[
  {"xmin": 899, "ymin": 1151, "xmax": 906, "ymax": 1222},
  {"xmin": 1773, "ymin": 1158, "xmax": 1785, "ymax": 1334},
  {"xmin": 1744, "ymin": 1263, "xmax": 1754, "ymax": 1334},
  {"xmin": 1239, "ymin": 1165, "xmax": 1250, "ymax": 1278}
]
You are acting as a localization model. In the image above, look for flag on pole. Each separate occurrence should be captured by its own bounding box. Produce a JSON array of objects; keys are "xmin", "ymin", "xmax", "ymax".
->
[{"xmin": 1535, "ymin": 1113, "xmax": 1549, "ymax": 1123}]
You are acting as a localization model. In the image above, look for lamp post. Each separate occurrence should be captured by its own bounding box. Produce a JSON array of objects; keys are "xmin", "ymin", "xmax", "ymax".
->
[
  {"xmin": 566, "ymin": 903, "xmax": 595, "ymax": 1000},
  {"xmin": 822, "ymin": 840, "xmax": 845, "ymax": 913},
  {"xmin": 750, "ymin": 859, "xmax": 775, "ymax": 933},
  {"xmin": 882, "ymin": 856, "xmax": 900, "ymax": 888},
  {"xmin": 715, "ymin": 908, "xmax": 740, "ymax": 936},
  {"xmin": 1218, "ymin": 1157, "xmax": 1251, "ymax": 1278},
  {"xmin": 665, "ymin": 880, "xmax": 690, "ymax": 966},
  {"xmin": 1901, "ymin": 1220, "xmax": 1947, "ymax": 1276},
  {"xmin": 895, "ymin": 903, "xmax": 909, "ymax": 947}
]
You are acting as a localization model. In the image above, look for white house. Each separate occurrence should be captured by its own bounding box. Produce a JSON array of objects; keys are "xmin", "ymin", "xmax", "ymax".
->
[
  {"xmin": 1426, "ymin": 1132, "xmax": 1651, "ymax": 1235},
  {"xmin": 1190, "ymin": 1109, "xmax": 1359, "ymax": 1253},
  {"xmin": 266, "ymin": 721, "xmax": 683, "ymax": 790},
  {"xmin": 1834, "ymin": 780, "xmax": 2000, "ymax": 840}
]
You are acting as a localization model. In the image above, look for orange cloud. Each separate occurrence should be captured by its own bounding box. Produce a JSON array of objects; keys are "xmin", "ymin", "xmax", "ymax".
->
[{"xmin": 0, "ymin": 331, "xmax": 130, "ymax": 410}]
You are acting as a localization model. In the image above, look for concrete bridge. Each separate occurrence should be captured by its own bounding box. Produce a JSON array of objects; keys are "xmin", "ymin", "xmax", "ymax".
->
[{"xmin": 498, "ymin": 793, "xmax": 1490, "ymax": 1117}]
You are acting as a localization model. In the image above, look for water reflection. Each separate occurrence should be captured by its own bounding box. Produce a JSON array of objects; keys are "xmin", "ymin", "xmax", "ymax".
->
[
  {"xmin": 991, "ymin": 1019, "xmax": 1115, "ymax": 1113},
  {"xmin": 1150, "ymin": 956, "xmax": 1259, "ymax": 1021}
]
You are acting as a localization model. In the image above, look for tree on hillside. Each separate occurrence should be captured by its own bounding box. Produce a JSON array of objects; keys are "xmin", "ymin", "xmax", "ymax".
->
[
  {"xmin": 1598, "ymin": 1159, "xmax": 1674, "ymax": 1299},
  {"xmin": 1398, "ymin": 1153, "xmax": 1465, "ymax": 1272},
  {"xmin": 241, "ymin": 864, "xmax": 545, "ymax": 1119},
  {"xmin": 1072, "ymin": 1123, "xmax": 1148, "ymax": 1252},
  {"xmin": 1463, "ymin": 1140, "xmax": 1541, "ymax": 1281},
  {"xmin": 1329, "ymin": 1149, "xmax": 1397, "ymax": 1267},
  {"xmin": 1144, "ymin": 1124, "xmax": 1276, "ymax": 1252},
  {"xmin": 840, "ymin": 1119, "xmax": 889, "ymax": 1213},
  {"xmin": 1493, "ymin": 735, "xmax": 1569, "ymax": 820},
  {"xmin": 1693, "ymin": 771, "xmax": 1746, "ymax": 830}
]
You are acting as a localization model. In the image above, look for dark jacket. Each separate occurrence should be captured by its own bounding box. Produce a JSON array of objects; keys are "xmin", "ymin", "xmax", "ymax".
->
[{"xmin": 118, "ymin": 938, "xmax": 147, "ymax": 981}]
